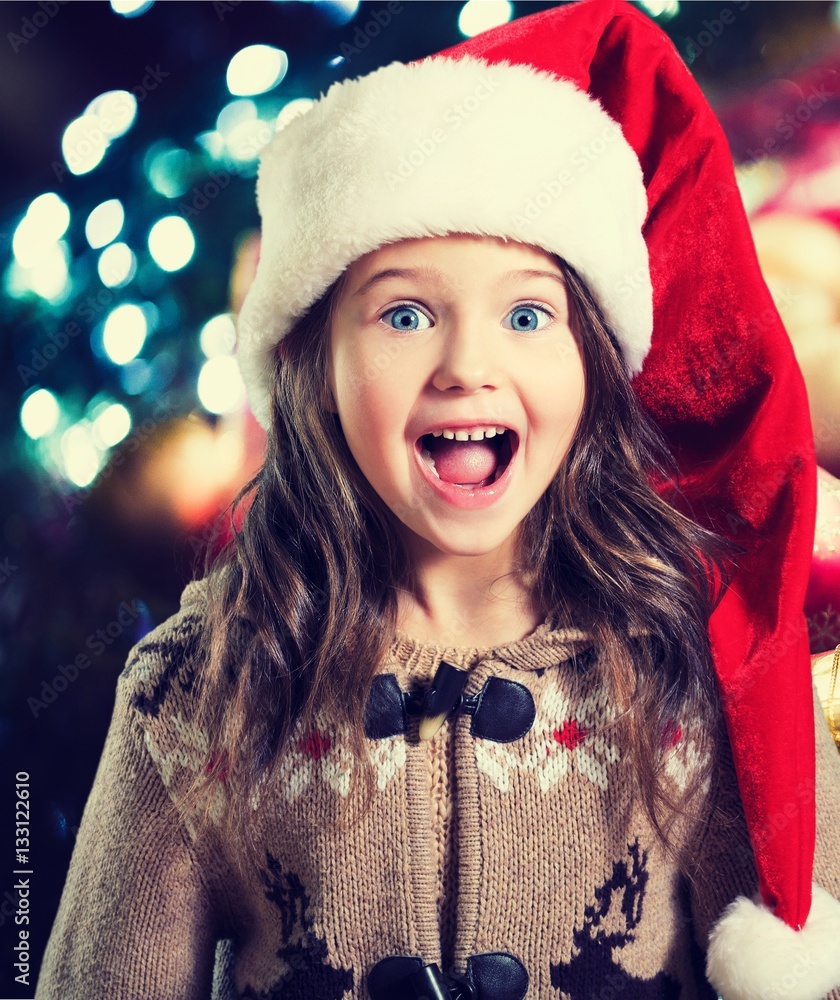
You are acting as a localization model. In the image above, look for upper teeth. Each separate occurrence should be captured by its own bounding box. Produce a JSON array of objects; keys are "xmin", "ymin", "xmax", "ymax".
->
[{"xmin": 432, "ymin": 426, "xmax": 508, "ymax": 441}]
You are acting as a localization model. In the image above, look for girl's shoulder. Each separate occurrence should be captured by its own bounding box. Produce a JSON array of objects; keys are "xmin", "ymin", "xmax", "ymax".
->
[
  {"xmin": 119, "ymin": 576, "xmax": 211, "ymax": 727},
  {"xmin": 115, "ymin": 577, "xmax": 224, "ymax": 826}
]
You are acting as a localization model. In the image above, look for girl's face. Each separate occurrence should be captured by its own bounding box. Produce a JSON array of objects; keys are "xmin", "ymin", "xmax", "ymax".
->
[{"xmin": 327, "ymin": 234, "xmax": 585, "ymax": 563}]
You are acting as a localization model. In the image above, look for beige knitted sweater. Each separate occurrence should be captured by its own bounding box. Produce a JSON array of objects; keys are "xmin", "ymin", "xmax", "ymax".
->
[{"xmin": 36, "ymin": 577, "xmax": 840, "ymax": 1000}]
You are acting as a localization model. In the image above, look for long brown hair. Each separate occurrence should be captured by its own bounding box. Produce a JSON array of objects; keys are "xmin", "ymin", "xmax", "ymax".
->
[{"xmin": 180, "ymin": 253, "xmax": 737, "ymax": 874}]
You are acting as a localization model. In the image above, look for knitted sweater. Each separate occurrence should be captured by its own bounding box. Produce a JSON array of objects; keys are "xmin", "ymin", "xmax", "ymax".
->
[{"xmin": 36, "ymin": 577, "xmax": 840, "ymax": 1000}]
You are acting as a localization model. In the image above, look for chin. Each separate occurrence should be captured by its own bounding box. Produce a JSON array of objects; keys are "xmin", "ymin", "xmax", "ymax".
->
[{"xmin": 407, "ymin": 521, "xmax": 520, "ymax": 559}]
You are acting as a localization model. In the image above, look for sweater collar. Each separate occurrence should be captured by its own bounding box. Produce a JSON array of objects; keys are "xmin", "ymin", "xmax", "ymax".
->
[{"xmin": 387, "ymin": 618, "xmax": 595, "ymax": 675}]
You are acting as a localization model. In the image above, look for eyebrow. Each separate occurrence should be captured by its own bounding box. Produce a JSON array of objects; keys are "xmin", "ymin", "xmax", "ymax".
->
[{"xmin": 350, "ymin": 266, "xmax": 566, "ymax": 299}]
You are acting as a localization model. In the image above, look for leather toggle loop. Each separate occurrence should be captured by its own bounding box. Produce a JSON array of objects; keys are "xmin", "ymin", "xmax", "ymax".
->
[
  {"xmin": 367, "ymin": 957, "xmax": 476, "ymax": 999},
  {"xmin": 367, "ymin": 952, "xmax": 528, "ymax": 1000},
  {"xmin": 363, "ymin": 673, "xmax": 536, "ymax": 744},
  {"xmin": 364, "ymin": 674, "xmax": 408, "ymax": 740},
  {"xmin": 464, "ymin": 677, "xmax": 535, "ymax": 743}
]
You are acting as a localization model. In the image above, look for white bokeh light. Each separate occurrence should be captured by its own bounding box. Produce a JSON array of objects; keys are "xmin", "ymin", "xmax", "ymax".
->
[
  {"xmin": 638, "ymin": 0, "xmax": 679, "ymax": 18},
  {"xmin": 200, "ymin": 313, "xmax": 237, "ymax": 357},
  {"xmin": 61, "ymin": 114, "xmax": 109, "ymax": 175},
  {"xmin": 216, "ymin": 99, "xmax": 257, "ymax": 137},
  {"xmin": 29, "ymin": 242, "xmax": 70, "ymax": 301},
  {"xmin": 62, "ymin": 90, "xmax": 136, "ymax": 176},
  {"xmin": 13, "ymin": 193, "xmax": 70, "ymax": 268},
  {"xmin": 85, "ymin": 199, "xmax": 125, "ymax": 249},
  {"xmin": 457, "ymin": 0, "xmax": 513, "ymax": 37},
  {"xmin": 110, "ymin": 0, "xmax": 154, "ymax": 16},
  {"xmin": 84, "ymin": 90, "xmax": 137, "ymax": 140},
  {"xmin": 148, "ymin": 216, "xmax": 195, "ymax": 272},
  {"xmin": 21, "ymin": 389, "xmax": 60, "ymax": 440},
  {"xmin": 226, "ymin": 44, "xmax": 289, "ymax": 97},
  {"xmin": 60, "ymin": 423, "xmax": 103, "ymax": 488},
  {"xmin": 98, "ymin": 243, "xmax": 137, "ymax": 288},
  {"xmin": 227, "ymin": 118, "xmax": 273, "ymax": 162},
  {"xmin": 103, "ymin": 303, "xmax": 148, "ymax": 364},
  {"xmin": 93, "ymin": 403, "xmax": 132, "ymax": 447},
  {"xmin": 197, "ymin": 356, "xmax": 246, "ymax": 415}
]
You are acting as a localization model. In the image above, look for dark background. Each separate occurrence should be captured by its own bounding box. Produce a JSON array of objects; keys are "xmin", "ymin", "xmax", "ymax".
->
[{"xmin": 2, "ymin": 2, "xmax": 839, "ymax": 996}]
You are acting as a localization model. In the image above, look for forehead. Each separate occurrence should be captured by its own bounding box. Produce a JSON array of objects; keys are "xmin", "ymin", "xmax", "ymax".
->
[{"xmin": 342, "ymin": 234, "xmax": 563, "ymax": 294}]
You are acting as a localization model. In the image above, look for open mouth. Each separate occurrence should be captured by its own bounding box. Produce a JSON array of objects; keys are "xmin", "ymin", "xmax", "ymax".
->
[{"xmin": 416, "ymin": 428, "xmax": 517, "ymax": 490}]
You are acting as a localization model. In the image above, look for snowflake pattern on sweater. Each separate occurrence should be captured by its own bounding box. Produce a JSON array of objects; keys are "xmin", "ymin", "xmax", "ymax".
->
[
  {"xmin": 475, "ymin": 676, "xmax": 620, "ymax": 793},
  {"xmin": 271, "ymin": 719, "xmax": 406, "ymax": 805}
]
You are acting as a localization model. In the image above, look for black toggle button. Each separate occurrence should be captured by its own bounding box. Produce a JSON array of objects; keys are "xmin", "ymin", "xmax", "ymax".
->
[
  {"xmin": 367, "ymin": 956, "xmax": 476, "ymax": 999},
  {"xmin": 363, "ymin": 673, "xmax": 536, "ymax": 745},
  {"xmin": 364, "ymin": 674, "xmax": 409, "ymax": 740},
  {"xmin": 418, "ymin": 660, "xmax": 470, "ymax": 741},
  {"xmin": 464, "ymin": 677, "xmax": 535, "ymax": 743},
  {"xmin": 367, "ymin": 952, "xmax": 527, "ymax": 1000}
]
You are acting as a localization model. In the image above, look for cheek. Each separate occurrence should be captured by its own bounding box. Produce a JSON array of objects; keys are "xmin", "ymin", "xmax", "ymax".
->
[
  {"xmin": 533, "ymin": 344, "xmax": 586, "ymax": 427},
  {"xmin": 331, "ymin": 354, "xmax": 412, "ymax": 463}
]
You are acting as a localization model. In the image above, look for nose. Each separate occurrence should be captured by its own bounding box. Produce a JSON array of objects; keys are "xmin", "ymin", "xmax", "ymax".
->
[{"xmin": 431, "ymin": 314, "xmax": 501, "ymax": 393}]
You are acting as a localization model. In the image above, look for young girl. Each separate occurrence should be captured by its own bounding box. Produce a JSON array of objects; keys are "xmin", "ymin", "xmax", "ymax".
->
[{"xmin": 36, "ymin": 2, "xmax": 840, "ymax": 999}]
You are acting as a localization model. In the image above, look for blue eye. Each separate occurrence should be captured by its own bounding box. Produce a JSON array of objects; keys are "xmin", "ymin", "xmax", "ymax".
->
[
  {"xmin": 381, "ymin": 305, "xmax": 432, "ymax": 332},
  {"xmin": 506, "ymin": 303, "xmax": 553, "ymax": 332}
]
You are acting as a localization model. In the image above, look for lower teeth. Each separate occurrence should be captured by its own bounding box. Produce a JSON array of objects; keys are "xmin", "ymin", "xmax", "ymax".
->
[{"xmin": 420, "ymin": 447, "xmax": 440, "ymax": 479}]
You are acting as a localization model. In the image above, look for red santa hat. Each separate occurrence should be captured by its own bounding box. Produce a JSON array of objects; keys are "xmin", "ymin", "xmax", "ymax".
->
[{"xmin": 236, "ymin": 1, "xmax": 840, "ymax": 995}]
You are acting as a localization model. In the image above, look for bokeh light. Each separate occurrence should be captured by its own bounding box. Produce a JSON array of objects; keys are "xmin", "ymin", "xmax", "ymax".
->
[
  {"xmin": 60, "ymin": 422, "xmax": 102, "ymax": 488},
  {"xmin": 148, "ymin": 216, "xmax": 195, "ymax": 271},
  {"xmin": 62, "ymin": 91, "xmax": 136, "ymax": 176},
  {"xmin": 199, "ymin": 313, "xmax": 237, "ymax": 357},
  {"xmin": 102, "ymin": 303, "xmax": 148, "ymax": 364},
  {"xmin": 98, "ymin": 243, "xmax": 137, "ymax": 288},
  {"xmin": 197, "ymin": 356, "xmax": 246, "ymax": 415},
  {"xmin": 110, "ymin": 0, "xmax": 154, "ymax": 16},
  {"xmin": 20, "ymin": 389, "xmax": 60, "ymax": 440},
  {"xmin": 85, "ymin": 199, "xmax": 125, "ymax": 249},
  {"xmin": 144, "ymin": 144, "xmax": 192, "ymax": 198},
  {"xmin": 84, "ymin": 90, "xmax": 137, "ymax": 140},
  {"xmin": 13, "ymin": 193, "xmax": 70, "ymax": 268},
  {"xmin": 92, "ymin": 402, "xmax": 132, "ymax": 448},
  {"xmin": 10, "ymin": 194, "xmax": 72, "ymax": 301},
  {"xmin": 457, "ymin": 0, "xmax": 513, "ymax": 38},
  {"xmin": 311, "ymin": 0, "xmax": 359, "ymax": 27},
  {"xmin": 226, "ymin": 45, "xmax": 289, "ymax": 97},
  {"xmin": 61, "ymin": 115, "xmax": 108, "ymax": 175},
  {"xmin": 29, "ymin": 243, "xmax": 71, "ymax": 301},
  {"xmin": 638, "ymin": 0, "xmax": 679, "ymax": 18}
]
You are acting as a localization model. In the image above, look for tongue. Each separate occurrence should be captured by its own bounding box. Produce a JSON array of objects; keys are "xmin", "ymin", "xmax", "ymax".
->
[{"xmin": 427, "ymin": 438, "xmax": 498, "ymax": 485}]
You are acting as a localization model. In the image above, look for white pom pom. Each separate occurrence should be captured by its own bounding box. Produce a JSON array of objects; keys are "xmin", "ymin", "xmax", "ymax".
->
[{"xmin": 706, "ymin": 884, "xmax": 840, "ymax": 1000}]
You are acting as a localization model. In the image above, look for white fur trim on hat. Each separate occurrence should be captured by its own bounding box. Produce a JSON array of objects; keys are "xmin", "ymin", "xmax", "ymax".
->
[
  {"xmin": 237, "ymin": 53, "xmax": 651, "ymax": 431},
  {"xmin": 706, "ymin": 884, "xmax": 840, "ymax": 1000}
]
